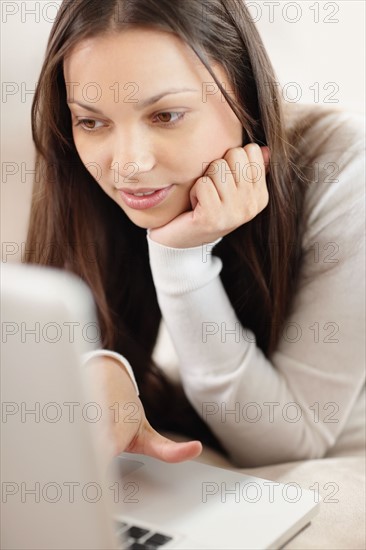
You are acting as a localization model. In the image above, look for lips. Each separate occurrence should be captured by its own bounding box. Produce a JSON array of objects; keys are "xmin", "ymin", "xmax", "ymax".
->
[{"xmin": 118, "ymin": 185, "xmax": 174, "ymax": 210}]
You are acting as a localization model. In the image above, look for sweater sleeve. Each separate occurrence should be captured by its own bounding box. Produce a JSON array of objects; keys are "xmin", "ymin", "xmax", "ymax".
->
[{"xmin": 146, "ymin": 111, "xmax": 365, "ymax": 467}]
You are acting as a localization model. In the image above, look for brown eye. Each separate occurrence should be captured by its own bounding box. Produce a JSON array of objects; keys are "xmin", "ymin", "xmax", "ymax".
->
[
  {"xmin": 157, "ymin": 112, "xmax": 173, "ymax": 123},
  {"xmin": 75, "ymin": 118, "xmax": 104, "ymax": 132},
  {"xmin": 81, "ymin": 119, "xmax": 96, "ymax": 129},
  {"xmin": 153, "ymin": 112, "xmax": 185, "ymax": 127}
]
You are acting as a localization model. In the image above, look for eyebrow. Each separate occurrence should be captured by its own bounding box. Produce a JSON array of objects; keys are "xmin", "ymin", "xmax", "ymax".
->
[{"xmin": 67, "ymin": 88, "xmax": 199, "ymax": 114}]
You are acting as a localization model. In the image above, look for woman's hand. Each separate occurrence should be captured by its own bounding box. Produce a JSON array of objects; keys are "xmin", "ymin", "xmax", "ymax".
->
[
  {"xmin": 149, "ymin": 144, "xmax": 270, "ymax": 249},
  {"xmin": 86, "ymin": 356, "xmax": 202, "ymax": 462}
]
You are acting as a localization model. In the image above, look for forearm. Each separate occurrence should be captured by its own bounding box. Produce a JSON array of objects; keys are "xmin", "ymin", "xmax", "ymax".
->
[
  {"xmin": 147, "ymin": 232, "xmax": 364, "ymax": 466},
  {"xmin": 83, "ymin": 349, "xmax": 139, "ymax": 395},
  {"xmin": 154, "ymin": 276, "xmax": 334, "ymax": 466}
]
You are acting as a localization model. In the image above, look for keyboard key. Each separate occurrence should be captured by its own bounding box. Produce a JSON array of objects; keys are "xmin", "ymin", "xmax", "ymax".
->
[
  {"xmin": 126, "ymin": 526, "xmax": 150, "ymax": 540},
  {"xmin": 144, "ymin": 532, "xmax": 173, "ymax": 547}
]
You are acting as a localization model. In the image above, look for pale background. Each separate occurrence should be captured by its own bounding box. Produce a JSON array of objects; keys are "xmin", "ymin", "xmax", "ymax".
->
[{"xmin": 1, "ymin": 0, "xmax": 365, "ymax": 262}]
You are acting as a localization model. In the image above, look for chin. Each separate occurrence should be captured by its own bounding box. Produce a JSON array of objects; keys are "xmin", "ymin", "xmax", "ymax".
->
[{"xmin": 124, "ymin": 210, "xmax": 178, "ymax": 230}]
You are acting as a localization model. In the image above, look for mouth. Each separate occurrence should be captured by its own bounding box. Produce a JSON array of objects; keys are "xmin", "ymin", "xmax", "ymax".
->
[
  {"xmin": 120, "ymin": 187, "xmax": 168, "ymax": 196},
  {"xmin": 118, "ymin": 185, "xmax": 174, "ymax": 210}
]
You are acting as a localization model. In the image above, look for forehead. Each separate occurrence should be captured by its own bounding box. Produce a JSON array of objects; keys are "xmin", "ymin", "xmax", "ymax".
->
[{"xmin": 63, "ymin": 28, "xmax": 212, "ymax": 90}]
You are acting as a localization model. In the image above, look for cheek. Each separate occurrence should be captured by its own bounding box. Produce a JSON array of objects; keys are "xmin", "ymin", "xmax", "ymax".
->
[
  {"xmin": 181, "ymin": 134, "xmax": 227, "ymax": 180},
  {"xmin": 73, "ymin": 136, "xmax": 111, "ymax": 185},
  {"xmin": 74, "ymin": 138, "xmax": 98, "ymax": 163},
  {"xmin": 180, "ymin": 110, "xmax": 242, "ymax": 176},
  {"xmin": 205, "ymin": 113, "xmax": 242, "ymax": 153}
]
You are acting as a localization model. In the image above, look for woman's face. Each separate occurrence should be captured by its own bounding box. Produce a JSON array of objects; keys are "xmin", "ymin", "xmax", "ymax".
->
[{"xmin": 63, "ymin": 28, "xmax": 243, "ymax": 229}]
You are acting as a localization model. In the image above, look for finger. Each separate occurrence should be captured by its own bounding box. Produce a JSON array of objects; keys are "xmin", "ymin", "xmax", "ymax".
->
[
  {"xmin": 132, "ymin": 424, "xmax": 202, "ymax": 463},
  {"xmin": 190, "ymin": 176, "xmax": 222, "ymax": 211},
  {"xmin": 202, "ymin": 155, "xmax": 240, "ymax": 202},
  {"xmin": 240, "ymin": 144, "xmax": 269, "ymax": 215},
  {"xmin": 223, "ymin": 147, "xmax": 250, "ymax": 186},
  {"xmin": 155, "ymin": 438, "xmax": 203, "ymax": 463},
  {"xmin": 243, "ymin": 145, "xmax": 270, "ymax": 182},
  {"xmin": 242, "ymin": 143, "xmax": 265, "ymax": 184}
]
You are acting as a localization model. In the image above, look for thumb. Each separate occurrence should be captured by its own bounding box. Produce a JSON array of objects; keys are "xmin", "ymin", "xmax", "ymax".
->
[{"xmin": 130, "ymin": 423, "xmax": 202, "ymax": 463}]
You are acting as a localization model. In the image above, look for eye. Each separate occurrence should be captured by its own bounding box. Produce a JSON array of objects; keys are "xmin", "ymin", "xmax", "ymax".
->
[
  {"xmin": 74, "ymin": 118, "xmax": 105, "ymax": 132},
  {"xmin": 153, "ymin": 112, "xmax": 186, "ymax": 127}
]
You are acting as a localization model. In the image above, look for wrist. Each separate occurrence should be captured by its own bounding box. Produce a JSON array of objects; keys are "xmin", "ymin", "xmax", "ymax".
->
[
  {"xmin": 146, "ymin": 231, "xmax": 223, "ymax": 295},
  {"xmin": 147, "ymin": 227, "xmax": 223, "ymax": 250}
]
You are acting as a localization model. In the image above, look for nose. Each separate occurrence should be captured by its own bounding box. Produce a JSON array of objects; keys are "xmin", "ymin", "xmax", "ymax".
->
[{"xmin": 110, "ymin": 129, "xmax": 155, "ymax": 185}]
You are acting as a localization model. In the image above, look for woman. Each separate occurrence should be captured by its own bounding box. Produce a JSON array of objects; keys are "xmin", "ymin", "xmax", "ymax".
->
[{"xmin": 26, "ymin": 0, "xmax": 365, "ymax": 466}]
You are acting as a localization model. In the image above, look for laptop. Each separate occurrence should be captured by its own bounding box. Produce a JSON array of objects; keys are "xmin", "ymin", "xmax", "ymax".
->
[{"xmin": 1, "ymin": 262, "xmax": 320, "ymax": 550}]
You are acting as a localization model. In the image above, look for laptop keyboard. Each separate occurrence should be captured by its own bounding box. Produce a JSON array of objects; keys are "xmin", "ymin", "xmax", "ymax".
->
[{"xmin": 116, "ymin": 520, "xmax": 174, "ymax": 549}]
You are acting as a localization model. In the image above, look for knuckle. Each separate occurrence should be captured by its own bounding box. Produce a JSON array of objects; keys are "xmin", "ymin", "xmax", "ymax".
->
[
  {"xmin": 215, "ymin": 159, "xmax": 229, "ymax": 171},
  {"xmin": 245, "ymin": 143, "xmax": 261, "ymax": 155},
  {"xmin": 208, "ymin": 158, "xmax": 221, "ymax": 170},
  {"xmin": 223, "ymin": 147, "xmax": 240, "ymax": 163}
]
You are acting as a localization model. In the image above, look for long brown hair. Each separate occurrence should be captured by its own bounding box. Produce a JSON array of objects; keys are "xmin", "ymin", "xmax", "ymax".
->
[{"xmin": 25, "ymin": 0, "xmax": 338, "ymax": 448}]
